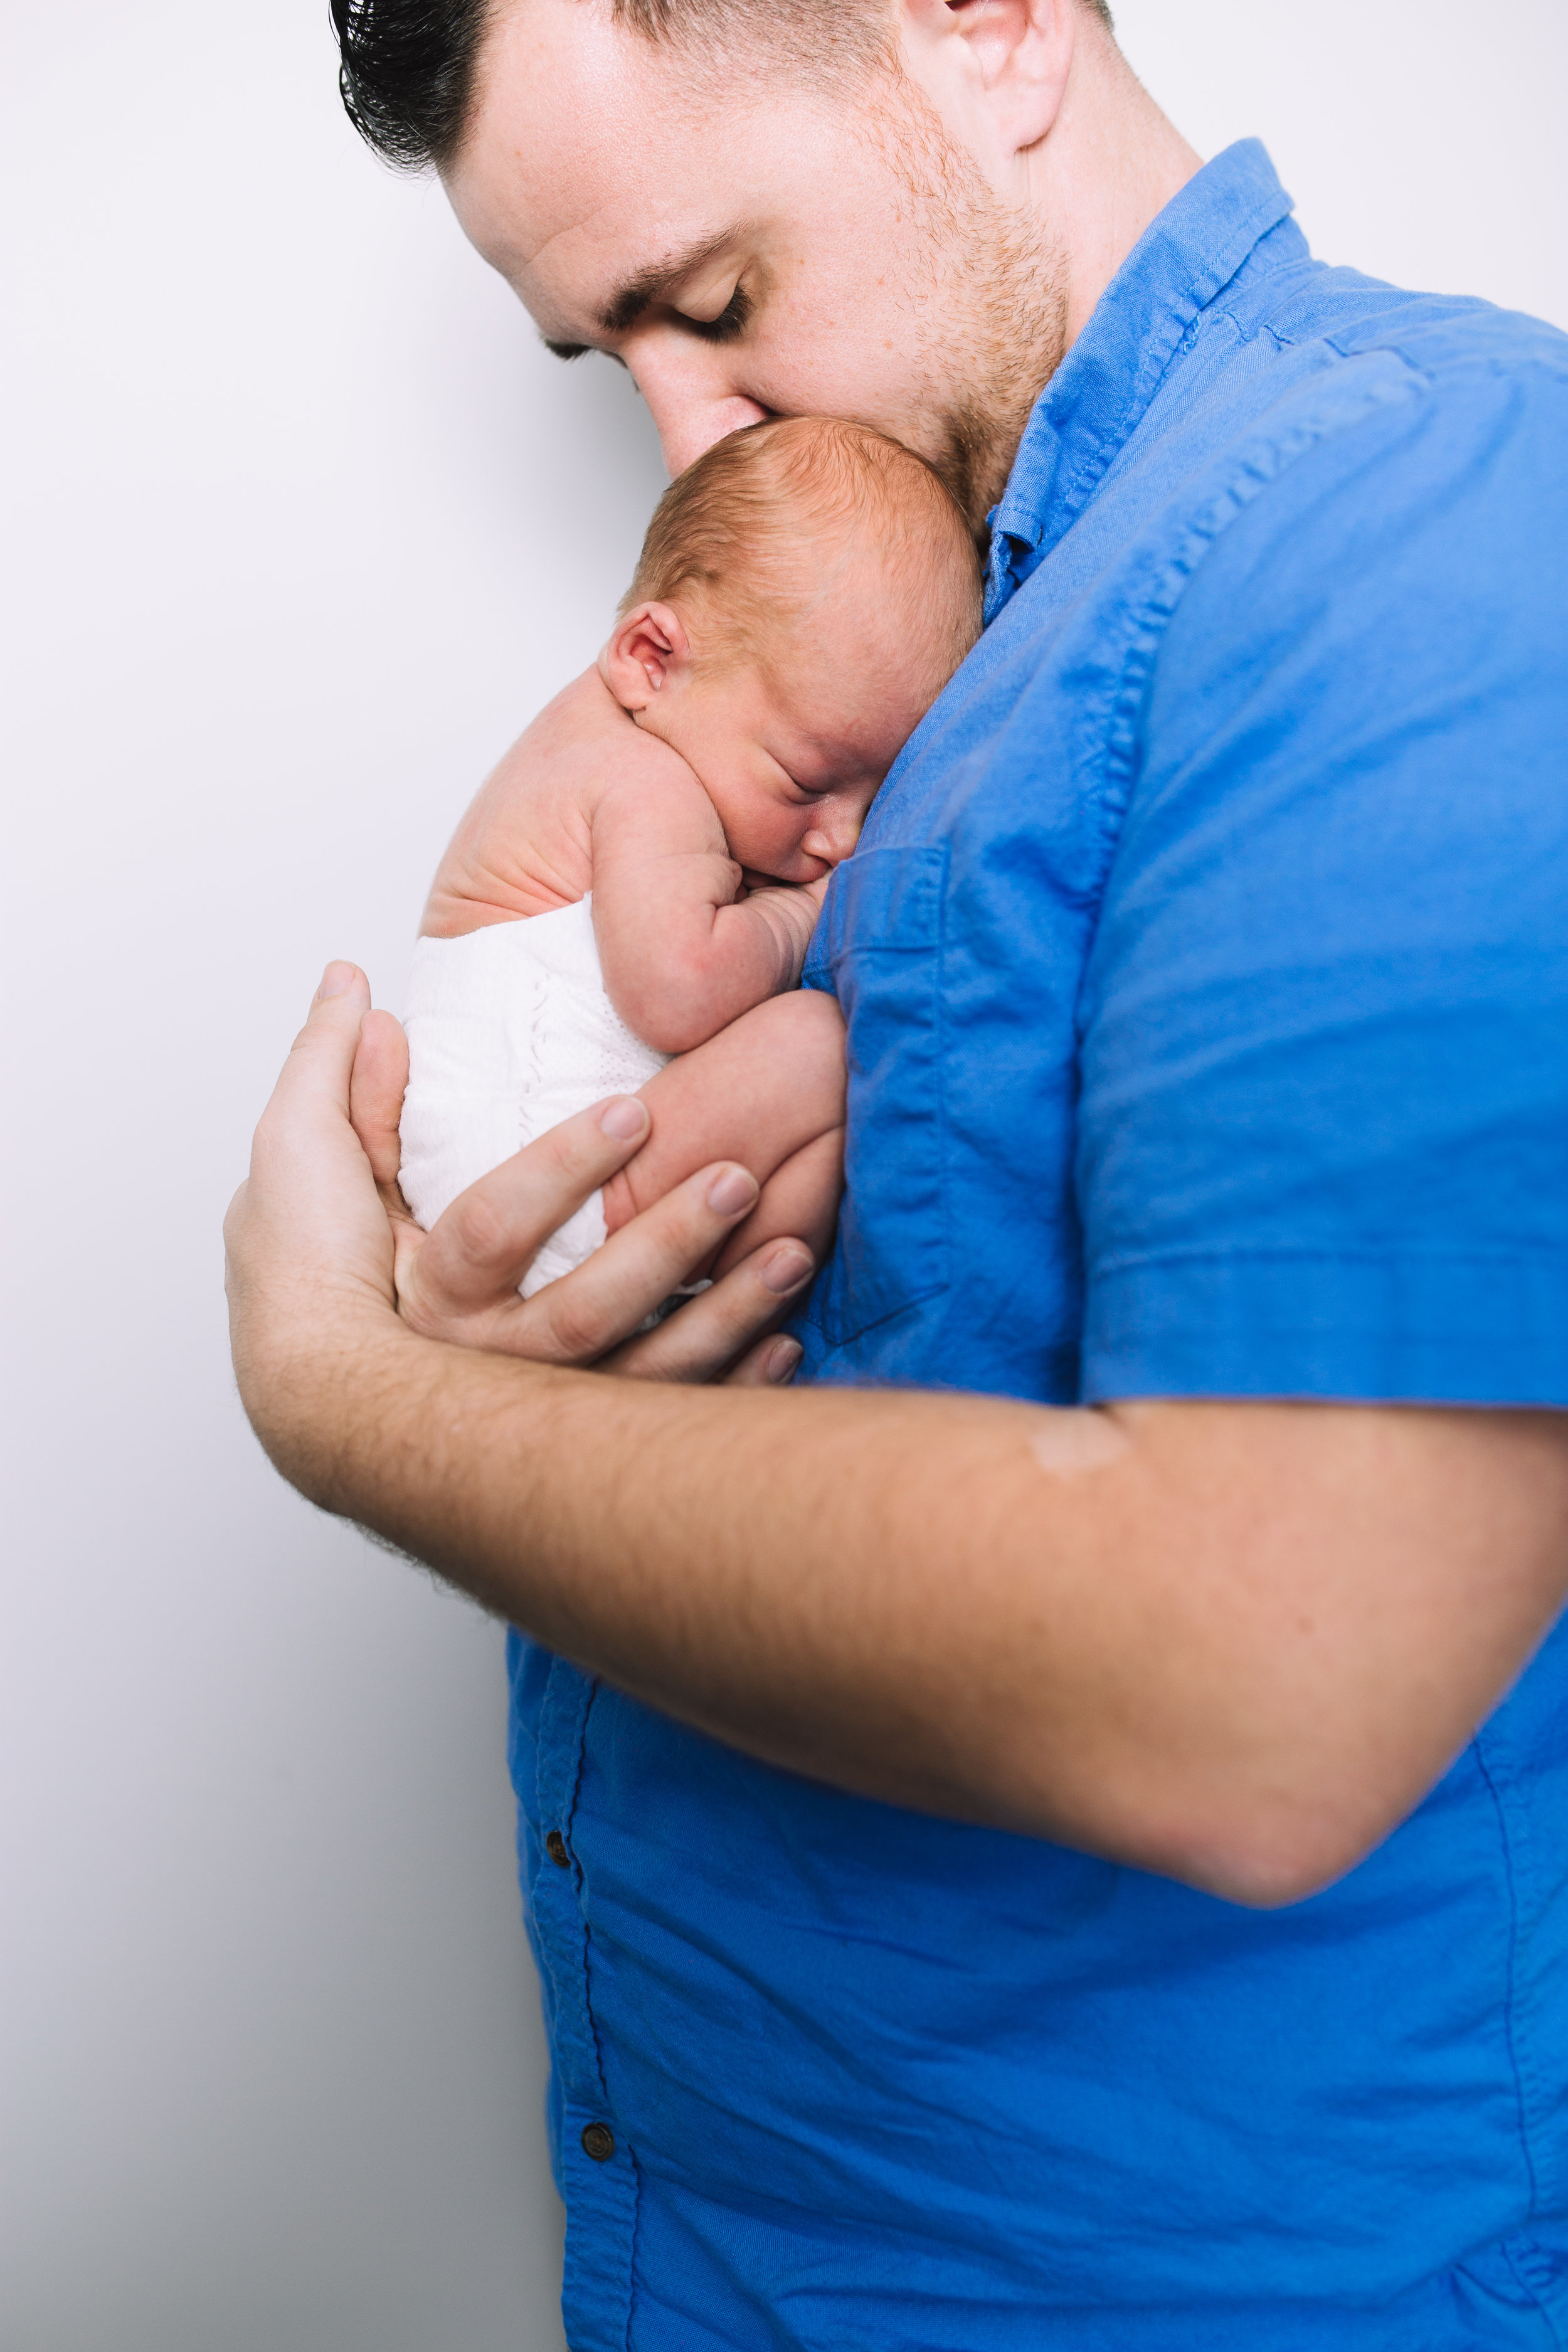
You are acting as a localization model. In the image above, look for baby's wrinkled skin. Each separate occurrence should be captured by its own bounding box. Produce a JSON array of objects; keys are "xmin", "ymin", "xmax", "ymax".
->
[{"xmin": 416, "ymin": 548, "xmax": 954, "ymax": 1276}]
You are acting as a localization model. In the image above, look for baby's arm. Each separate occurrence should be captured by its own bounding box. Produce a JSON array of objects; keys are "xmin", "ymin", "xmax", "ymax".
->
[
  {"xmin": 591, "ymin": 771, "xmax": 826, "ymax": 1055},
  {"xmin": 602, "ymin": 987, "xmax": 847, "ymax": 1276}
]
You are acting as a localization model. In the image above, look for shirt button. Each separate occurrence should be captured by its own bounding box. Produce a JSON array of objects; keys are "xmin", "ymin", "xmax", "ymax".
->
[
  {"xmin": 580, "ymin": 2122, "xmax": 615, "ymax": 2163},
  {"xmin": 545, "ymin": 1830, "xmax": 570, "ymax": 1868}
]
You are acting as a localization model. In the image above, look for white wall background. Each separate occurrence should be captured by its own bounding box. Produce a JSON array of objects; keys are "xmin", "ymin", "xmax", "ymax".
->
[{"xmin": 3, "ymin": 5, "xmax": 1564, "ymax": 2348}]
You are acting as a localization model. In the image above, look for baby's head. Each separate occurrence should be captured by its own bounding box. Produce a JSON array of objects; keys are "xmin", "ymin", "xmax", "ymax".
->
[{"xmin": 599, "ymin": 416, "xmax": 982, "ymax": 883}]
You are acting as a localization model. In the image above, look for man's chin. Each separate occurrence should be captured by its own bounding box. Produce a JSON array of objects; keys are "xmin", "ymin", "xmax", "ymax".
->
[{"xmin": 926, "ymin": 395, "xmax": 1042, "ymax": 538}]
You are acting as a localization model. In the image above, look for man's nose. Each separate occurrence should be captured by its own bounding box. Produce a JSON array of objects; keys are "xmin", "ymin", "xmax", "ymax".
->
[{"xmin": 625, "ymin": 341, "xmax": 770, "ymax": 476}]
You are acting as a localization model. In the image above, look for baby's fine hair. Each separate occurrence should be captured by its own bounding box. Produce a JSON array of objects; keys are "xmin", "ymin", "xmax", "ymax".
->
[{"xmin": 622, "ymin": 416, "xmax": 983, "ymax": 679}]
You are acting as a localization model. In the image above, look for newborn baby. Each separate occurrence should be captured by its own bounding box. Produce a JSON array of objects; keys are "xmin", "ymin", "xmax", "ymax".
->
[{"xmin": 399, "ymin": 416, "xmax": 981, "ymax": 1299}]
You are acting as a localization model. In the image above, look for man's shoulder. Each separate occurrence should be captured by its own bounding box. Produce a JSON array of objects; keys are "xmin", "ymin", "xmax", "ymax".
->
[
  {"xmin": 1254, "ymin": 257, "xmax": 1568, "ymax": 392},
  {"xmin": 1184, "ymin": 243, "xmax": 1568, "ymax": 559},
  {"xmin": 1123, "ymin": 272, "xmax": 1568, "ymax": 856},
  {"xmin": 1151, "ymin": 267, "xmax": 1568, "ymax": 677},
  {"xmin": 1229, "ymin": 263, "xmax": 1568, "ymax": 539},
  {"xmin": 1000, "ymin": 262, "xmax": 1565, "ymax": 672},
  {"xmin": 961, "ymin": 252, "xmax": 1567, "ymax": 815}
]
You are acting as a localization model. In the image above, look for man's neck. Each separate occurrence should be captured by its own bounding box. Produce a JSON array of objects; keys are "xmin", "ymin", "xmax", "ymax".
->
[{"xmin": 1029, "ymin": 31, "xmax": 1202, "ymax": 351}]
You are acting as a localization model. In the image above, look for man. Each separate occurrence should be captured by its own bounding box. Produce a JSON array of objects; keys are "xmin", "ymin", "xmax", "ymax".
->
[{"xmin": 226, "ymin": 0, "xmax": 1568, "ymax": 2341}]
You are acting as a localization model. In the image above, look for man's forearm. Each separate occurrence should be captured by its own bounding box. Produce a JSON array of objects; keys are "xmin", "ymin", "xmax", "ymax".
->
[
  {"xmin": 273, "ymin": 1313, "xmax": 1074, "ymax": 1832},
  {"xmin": 252, "ymin": 1306, "xmax": 1568, "ymax": 1907}
]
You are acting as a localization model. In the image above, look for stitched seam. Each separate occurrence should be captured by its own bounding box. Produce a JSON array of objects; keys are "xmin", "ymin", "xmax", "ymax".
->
[
  {"xmin": 1096, "ymin": 406, "xmax": 1401, "ymax": 817},
  {"xmin": 1053, "ymin": 302, "xmax": 1207, "ymax": 527},
  {"xmin": 1059, "ymin": 358, "xmax": 1429, "ymax": 1014},
  {"xmin": 1091, "ymin": 1244, "xmax": 1568, "ymax": 1277},
  {"xmin": 1480, "ymin": 1714, "xmax": 1562, "ymax": 2226},
  {"xmin": 560, "ymin": 1675, "xmax": 596, "ymax": 1840},
  {"xmin": 1472, "ymin": 1735, "xmax": 1542, "ymax": 2226},
  {"xmin": 1500, "ymin": 2238, "xmax": 1568, "ymax": 2349},
  {"xmin": 621, "ymin": 2144, "xmax": 644, "ymax": 2352},
  {"xmin": 1217, "ymin": 307, "xmax": 1298, "ymax": 354},
  {"xmin": 567, "ymin": 1681, "xmax": 620, "ymax": 2119},
  {"xmin": 1320, "ymin": 337, "xmax": 1568, "ymax": 395},
  {"xmin": 935, "ymin": 846, "xmax": 952, "ymax": 1312},
  {"xmin": 1054, "ymin": 186, "xmax": 1296, "ymax": 528},
  {"xmin": 807, "ymin": 848, "xmax": 951, "ymax": 1347}
]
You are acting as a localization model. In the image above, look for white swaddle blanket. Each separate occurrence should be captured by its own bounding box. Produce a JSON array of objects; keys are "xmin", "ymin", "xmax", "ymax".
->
[{"xmin": 399, "ymin": 895, "xmax": 669, "ymax": 1296}]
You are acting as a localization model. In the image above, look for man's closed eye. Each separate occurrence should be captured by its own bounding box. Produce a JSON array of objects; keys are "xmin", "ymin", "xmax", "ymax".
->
[{"xmin": 679, "ymin": 284, "xmax": 752, "ymax": 343}]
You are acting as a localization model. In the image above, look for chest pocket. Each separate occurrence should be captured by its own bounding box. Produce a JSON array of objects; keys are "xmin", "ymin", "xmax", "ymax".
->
[{"xmin": 802, "ymin": 844, "xmax": 950, "ymax": 1350}]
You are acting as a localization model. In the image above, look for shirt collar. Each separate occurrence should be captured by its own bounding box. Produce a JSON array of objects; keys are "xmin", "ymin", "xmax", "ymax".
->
[{"xmin": 983, "ymin": 140, "xmax": 1297, "ymax": 623}]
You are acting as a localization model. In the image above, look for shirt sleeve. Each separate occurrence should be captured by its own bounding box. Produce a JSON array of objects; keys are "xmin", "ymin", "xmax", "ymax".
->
[{"xmin": 1077, "ymin": 356, "xmax": 1568, "ymax": 1406}]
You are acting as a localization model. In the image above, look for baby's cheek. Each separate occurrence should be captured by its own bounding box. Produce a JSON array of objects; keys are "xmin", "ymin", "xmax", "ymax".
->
[{"xmin": 729, "ymin": 803, "xmax": 803, "ymax": 878}]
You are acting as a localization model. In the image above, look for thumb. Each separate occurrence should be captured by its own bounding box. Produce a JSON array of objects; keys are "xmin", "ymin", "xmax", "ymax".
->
[{"xmin": 277, "ymin": 961, "xmax": 373, "ymax": 1117}]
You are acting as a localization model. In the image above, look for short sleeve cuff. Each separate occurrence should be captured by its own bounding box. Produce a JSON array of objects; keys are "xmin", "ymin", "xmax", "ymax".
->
[{"xmin": 1083, "ymin": 1250, "xmax": 1568, "ymax": 1407}]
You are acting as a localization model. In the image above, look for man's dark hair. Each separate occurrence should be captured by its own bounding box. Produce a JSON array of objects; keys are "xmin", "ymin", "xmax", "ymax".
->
[
  {"xmin": 331, "ymin": 0, "xmax": 1116, "ymax": 175},
  {"xmin": 331, "ymin": 0, "xmax": 490, "ymax": 171}
]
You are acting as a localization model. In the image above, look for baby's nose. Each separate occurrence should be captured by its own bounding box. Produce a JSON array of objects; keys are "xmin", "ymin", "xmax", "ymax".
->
[{"xmin": 802, "ymin": 812, "xmax": 863, "ymax": 864}]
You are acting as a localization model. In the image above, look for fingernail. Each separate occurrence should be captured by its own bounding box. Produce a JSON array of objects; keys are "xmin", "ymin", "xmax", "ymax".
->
[
  {"xmin": 600, "ymin": 1097, "xmax": 647, "ymax": 1142},
  {"xmin": 315, "ymin": 961, "xmax": 356, "ymax": 1000},
  {"xmin": 706, "ymin": 1167, "xmax": 758, "ymax": 1217},
  {"xmin": 766, "ymin": 1338, "xmax": 803, "ymax": 1384},
  {"xmin": 759, "ymin": 1244, "xmax": 813, "ymax": 1295}
]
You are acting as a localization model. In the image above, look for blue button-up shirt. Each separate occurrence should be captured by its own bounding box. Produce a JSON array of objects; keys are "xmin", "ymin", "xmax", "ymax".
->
[{"xmin": 511, "ymin": 142, "xmax": 1568, "ymax": 2348}]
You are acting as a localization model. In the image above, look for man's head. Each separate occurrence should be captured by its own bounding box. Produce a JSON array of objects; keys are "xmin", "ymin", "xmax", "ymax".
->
[
  {"xmin": 332, "ymin": 0, "xmax": 1194, "ymax": 529},
  {"xmin": 333, "ymin": 1, "xmax": 1115, "ymax": 174},
  {"xmin": 598, "ymin": 414, "xmax": 982, "ymax": 881}
]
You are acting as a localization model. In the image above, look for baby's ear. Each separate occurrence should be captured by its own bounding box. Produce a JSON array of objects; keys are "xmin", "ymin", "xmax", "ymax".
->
[{"xmin": 601, "ymin": 601, "xmax": 693, "ymax": 712}]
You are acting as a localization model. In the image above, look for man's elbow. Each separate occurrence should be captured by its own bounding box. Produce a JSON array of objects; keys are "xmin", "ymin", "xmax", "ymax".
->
[
  {"xmin": 1131, "ymin": 1774, "xmax": 1418, "ymax": 1910},
  {"xmin": 1003, "ymin": 1739, "xmax": 1424, "ymax": 1910},
  {"xmin": 1177, "ymin": 1813, "xmax": 1380, "ymax": 1910}
]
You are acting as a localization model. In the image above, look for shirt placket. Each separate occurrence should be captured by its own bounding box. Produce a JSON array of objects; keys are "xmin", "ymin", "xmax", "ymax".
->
[{"xmin": 532, "ymin": 1656, "xmax": 638, "ymax": 2351}]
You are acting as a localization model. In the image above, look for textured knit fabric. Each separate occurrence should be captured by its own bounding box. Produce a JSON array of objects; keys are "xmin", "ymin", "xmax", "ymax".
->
[{"xmin": 400, "ymin": 899, "xmax": 667, "ymax": 1294}]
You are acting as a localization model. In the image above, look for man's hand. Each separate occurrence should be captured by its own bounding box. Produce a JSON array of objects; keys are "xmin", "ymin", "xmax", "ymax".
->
[
  {"xmin": 346, "ymin": 977, "xmax": 816, "ymax": 1377},
  {"xmin": 225, "ymin": 964, "xmax": 816, "ymax": 1486}
]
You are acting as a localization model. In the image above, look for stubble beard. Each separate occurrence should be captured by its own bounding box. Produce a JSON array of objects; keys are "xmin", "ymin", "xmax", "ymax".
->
[
  {"xmin": 930, "ymin": 228, "xmax": 1069, "ymax": 533},
  {"xmin": 870, "ymin": 72, "xmax": 1071, "ymax": 534}
]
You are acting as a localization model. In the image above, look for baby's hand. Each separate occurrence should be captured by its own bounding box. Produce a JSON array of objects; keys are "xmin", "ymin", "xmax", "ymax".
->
[{"xmin": 733, "ymin": 871, "xmax": 832, "ymax": 983}]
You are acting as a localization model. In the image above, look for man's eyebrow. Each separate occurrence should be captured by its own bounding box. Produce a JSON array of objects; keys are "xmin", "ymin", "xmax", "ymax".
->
[
  {"xmin": 595, "ymin": 231, "xmax": 735, "ymax": 337},
  {"xmin": 536, "ymin": 233, "xmax": 735, "ymax": 361}
]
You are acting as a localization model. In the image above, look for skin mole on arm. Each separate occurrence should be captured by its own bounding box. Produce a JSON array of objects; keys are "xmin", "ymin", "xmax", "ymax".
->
[{"xmin": 1027, "ymin": 1412, "xmax": 1134, "ymax": 1482}]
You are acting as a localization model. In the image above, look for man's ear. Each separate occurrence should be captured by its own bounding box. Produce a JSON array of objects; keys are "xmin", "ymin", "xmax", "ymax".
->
[
  {"xmin": 898, "ymin": 0, "xmax": 1076, "ymax": 177},
  {"xmin": 600, "ymin": 601, "xmax": 694, "ymax": 712}
]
